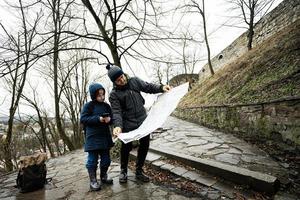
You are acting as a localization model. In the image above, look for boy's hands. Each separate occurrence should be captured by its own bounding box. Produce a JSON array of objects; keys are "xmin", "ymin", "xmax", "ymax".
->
[
  {"xmin": 113, "ymin": 127, "xmax": 122, "ymax": 138},
  {"xmin": 99, "ymin": 116, "xmax": 111, "ymax": 123}
]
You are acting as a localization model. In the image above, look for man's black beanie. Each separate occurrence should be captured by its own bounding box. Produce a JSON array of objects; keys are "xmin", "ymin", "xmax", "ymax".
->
[{"xmin": 106, "ymin": 64, "xmax": 124, "ymax": 82}]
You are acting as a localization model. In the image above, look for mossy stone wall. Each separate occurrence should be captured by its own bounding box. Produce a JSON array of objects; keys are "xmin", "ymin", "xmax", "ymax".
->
[
  {"xmin": 174, "ymin": 98, "xmax": 300, "ymax": 145},
  {"xmin": 199, "ymin": 0, "xmax": 300, "ymax": 82}
]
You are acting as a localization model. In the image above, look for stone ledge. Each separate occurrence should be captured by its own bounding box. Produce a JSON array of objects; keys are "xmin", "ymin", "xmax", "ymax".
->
[
  {"xmin": 130, "ymin": 149, "xmax": 236, "ymax": 197},
  {"xmin": 130, "ymin": 150, "xmax": 218, "ymax": 187},
  {"xmin": 149, "ymin": 145, "xmax": 280, "ymax": 194}
]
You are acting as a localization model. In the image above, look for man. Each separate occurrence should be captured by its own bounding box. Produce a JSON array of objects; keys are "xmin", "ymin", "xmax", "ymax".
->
[{"xmin": 107, "ymin": 64, "xmax": 170, "ymax": 183}]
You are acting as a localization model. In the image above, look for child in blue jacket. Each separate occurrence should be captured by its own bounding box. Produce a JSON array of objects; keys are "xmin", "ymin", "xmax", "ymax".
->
[{"xmin": 80, "ymin": 83, "xmax": 114, "ymax": 191}]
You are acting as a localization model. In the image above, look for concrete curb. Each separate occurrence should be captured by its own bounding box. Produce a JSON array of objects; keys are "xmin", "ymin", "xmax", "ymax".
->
[
  {"xmin": 130, "ymin": 150, "xmax": 237, "ymax": 199},
  {"xmin": 149, "ymin": 146, "xmax": 280, "ymax": 194}
]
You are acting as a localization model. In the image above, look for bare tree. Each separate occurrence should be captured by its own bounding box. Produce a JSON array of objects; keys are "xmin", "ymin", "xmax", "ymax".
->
[
  {"xmin": 81, "ymin": 0, "xmax": 191, "ymax": 68},
  {"xmin": 1, "ymin": 114, "xmax": 43, "ymax": 170},
  {"xmin": 152, "ymin": 62, "xmax": 163, "ymax": 85},
  {"xmin": 152, "ymin": 55, "xmax": 194, "ymax": 86},
  {"xmin": 181, "ymin": 32, "xmax": 199, "ymax": 75},
  {"xmin": 40, "ymin": 0, "xmax": 82, "ymax": 151},
  {"xmin": 186, "ymin": 0, "xmax": 214, "ymax": 75},
  {"xmin": 227, "ymin": 0, "xmax": 276, "ymax": 50},
  {"xmin": 21, "ymin": 84, "xmax": 55, "ymax": 158},
  {"xmin": 81, "ymin": 0, "xmax": 146, "ymax": 67},
  {"xmin": 0, "ymin": 0, "xmax": 118, "ymax": 160},
  {"xmin": 59, "ymin": 49, "xmax": 90, "ymax": 148},
  {"xmin": 45, "ymin": 114, "xmax": 63, "ymax": 156},
  {"xmin": 0, "ymin": 0, "xmax": 42, "ymax": 171},
  {"xmin": 165, "ymin": 62, "xmax": 173, "ymax": 85},
  {"xmin": 151, "ymin": 29, "xmax": 202, "ymax": 85}
]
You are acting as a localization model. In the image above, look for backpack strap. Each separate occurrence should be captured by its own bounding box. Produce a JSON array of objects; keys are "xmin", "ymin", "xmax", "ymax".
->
[
  {"xmin": 82, "ymin": 101, "xmax": 96, "ymax": 136},
  {"xmin": 87, "ymin": 101, "xmax": 95, "ymax": 115}
]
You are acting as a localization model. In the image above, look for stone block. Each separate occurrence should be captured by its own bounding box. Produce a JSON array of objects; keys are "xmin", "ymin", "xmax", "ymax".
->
[
  {"xmin": 145, "ymin": 152, "xmax": 162, "ymax": 163},
  {"xmin": 152, "ymin": 160, "xmax": 166, "ymax": 168},
  {"xmin": 181, "ymin": 171, "xmax": 200, "ymax": 181},
  {"xmin": 161, "ymin": 163, "xmax": 175, "ymax": 171},
  {"xmin": 195, "ymin": 175, "xmax": 217, "ymax": 187},
  {"xmin": 215, "ymin": 153, "xmax": 240, "ymax": 165},
  {"xmin": 171, "ymin": 167, "xmax": 188, "ymax": 176}
]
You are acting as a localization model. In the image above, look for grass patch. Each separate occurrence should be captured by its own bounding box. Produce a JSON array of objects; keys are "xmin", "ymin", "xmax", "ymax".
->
[{"xmin": 179, "ymin": 19, "xmax": 300, "ymax": 107}]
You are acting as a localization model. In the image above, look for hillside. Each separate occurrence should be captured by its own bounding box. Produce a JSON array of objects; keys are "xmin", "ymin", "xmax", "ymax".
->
[{"xmin": 179, "ymin": 19, "xmax": 300, "ymax": 108}]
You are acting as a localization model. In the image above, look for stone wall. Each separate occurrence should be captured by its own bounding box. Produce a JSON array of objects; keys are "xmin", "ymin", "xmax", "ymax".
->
[
  {"xmin": 199, "ymin": 0, "xmax": 300, "ymax": 82},
  {"xmin": 174, "ymin": 97, "xmax": 300, "ymax": 146},
  {"xmin": 169, "ymin": 74, "xmax": 199, "ymax": 88}
]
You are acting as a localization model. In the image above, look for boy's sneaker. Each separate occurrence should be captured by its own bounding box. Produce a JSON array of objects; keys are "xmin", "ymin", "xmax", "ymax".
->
[
  {"xmin": 90, "ymin": 181, "xmax": 101, "ymax": 191},
  {"xmin": 119, "ymin": 169, "xmax": 128, "ymax": 183},
  {"xmin": 88, "ymin": 169, "xmax": 101, "ymax": 191},
  {"xmin": 136, "ymin": 170, "xmax": 150, "ymax": 182}
]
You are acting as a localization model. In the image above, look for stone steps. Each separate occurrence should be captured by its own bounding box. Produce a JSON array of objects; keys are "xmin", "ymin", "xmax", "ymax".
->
[
  {"xmin": 130, "ymin": 150, "xmax": 245, "ymax": 199},
  {"xmin": 147, "ymin": 145, "xmax": 280, "ymax": 194}
]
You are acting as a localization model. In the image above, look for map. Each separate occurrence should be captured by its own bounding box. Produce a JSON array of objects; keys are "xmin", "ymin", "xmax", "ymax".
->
[{"xmin": 118, "ymin": 82, "xmax": 189, "ymax": 144}]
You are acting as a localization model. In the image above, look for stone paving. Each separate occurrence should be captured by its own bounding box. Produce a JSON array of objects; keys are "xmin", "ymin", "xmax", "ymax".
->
[
  {"xmin": 0, "ymin": 116, "xmax": 294, "ymax": 199},
  {"xmin": 151, "ymin": 116, "xmax": 289, "ymax": 179},
  {"xmin": 0, "ymin": 149, "xmax": 200, "ymax": 200},
  {"xmin": 131, "ymin": 150, "xmax": 238, "ymax": 199}
]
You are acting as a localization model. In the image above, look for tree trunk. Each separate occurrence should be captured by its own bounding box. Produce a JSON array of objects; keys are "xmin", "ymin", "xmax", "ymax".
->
[
  {"xmin": 52, "ymin": 0, "xmax": 75, "ymax": 151},
  {"xmin": 47, "ymin": 120, "xmax": 62, "ymax": 156},
  {"xmin": 202, "ymin": 0, "xmax": 214, "ymax": 76},
  {"xmin": 247, "ymin": 23, "xmax": 254, "ymax": 50},
  {"xmin": 37, "ymin": 112, "xmax": 55, "ymax": 158},
  {"xmin": 54, "ymin": 53, "xmax": 74, "ymax": 150},
  {"xmin": 247, "ymin": 7, "xmax": 255, "ymax": 50},
  {"xmin": 3, "ymin": 114, "xmax": 14, "ymax": 171},
  {"xmin": 81, "ymin": 0, "xmax": 121, "ymax": 67}
]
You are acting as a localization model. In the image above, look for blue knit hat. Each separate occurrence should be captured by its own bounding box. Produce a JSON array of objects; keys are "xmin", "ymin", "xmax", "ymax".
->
[
  {"xmin": 106, "ymin": 64, "xmax": 124, "ymax": 82},
  {"xmin": 89, "ymin": 83, "xmax": 105, "ymax": 100}
]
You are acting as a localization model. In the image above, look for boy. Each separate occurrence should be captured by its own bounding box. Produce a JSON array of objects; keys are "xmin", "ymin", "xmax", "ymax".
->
[{"xmin": 80, "ymin": 83, "xmax": 114, "ymax": 191}]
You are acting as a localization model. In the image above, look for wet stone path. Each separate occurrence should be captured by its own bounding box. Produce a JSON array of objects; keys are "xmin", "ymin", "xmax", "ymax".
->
[
  {"xmin": 151, "ymin": 116, "xmax": 288, "ymax": 179},
  {"xmin": 0, "ymin": 117, "xmax": 293, "ymax": 199},
  {"xmin": 0, "ymin": 150, "xmax": 200, "ymax": 200}
]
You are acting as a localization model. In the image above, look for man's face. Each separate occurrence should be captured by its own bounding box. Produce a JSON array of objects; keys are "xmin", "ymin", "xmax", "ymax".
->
[
  {"xmin": 115, "ymin": 74, "xmax": 127, "ymax": 86},
  {"xmin": 96, "ymin": 89, "xmax": 105, "ymax": 102}
]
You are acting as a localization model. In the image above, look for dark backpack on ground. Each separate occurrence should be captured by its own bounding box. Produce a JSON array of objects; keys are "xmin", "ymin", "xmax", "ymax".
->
[
  {"xmin": 16, "ymin": 163, "xmax": 47, "ymax": 193},
  {"xmin": 16, "ymin": 153, "xmax": 50, "ymax": 193}
]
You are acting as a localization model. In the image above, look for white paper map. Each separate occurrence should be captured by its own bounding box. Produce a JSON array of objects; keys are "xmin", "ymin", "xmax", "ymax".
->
[{"xmin": 118, "ymin": 82, "xmax": 189, "ymax": 144}]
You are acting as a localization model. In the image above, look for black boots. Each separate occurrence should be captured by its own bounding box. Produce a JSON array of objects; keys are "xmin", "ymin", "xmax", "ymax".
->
[
  {"xmin": 88, "ymin": 169, "xmax": 101, "ymax": 191},
  {"xmin": 118, "ymin": 168, "xmax": 150, "ymax": 183},
  {"xmin": 100, "ymin": 167, "xmax": 113, "ymax": 185},
  {"xmin": 88, "ymin": 167, "xmax": 113, "ymax": 191},
  {"xmin": 136, "ymin": 169, "xmax": 150, "ymax": 182},
  {"xmin": 119, "ymin": 169, "xmax": 128, "ymax": 183}
]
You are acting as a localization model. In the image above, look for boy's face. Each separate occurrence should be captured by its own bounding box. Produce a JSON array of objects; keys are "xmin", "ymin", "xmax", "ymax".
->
[
  {"xmin": 115, "ymin": 74, "xmax": 127, "ymax": 86},
  {"xmin": 96, "ymin": 89, "xmax": 105, "ymax": 102}
]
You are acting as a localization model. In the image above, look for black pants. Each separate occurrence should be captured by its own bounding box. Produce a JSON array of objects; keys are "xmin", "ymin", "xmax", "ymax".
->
[{"xmin": 120, "ymin": 134, "xmax": 150, "ymax": 172}]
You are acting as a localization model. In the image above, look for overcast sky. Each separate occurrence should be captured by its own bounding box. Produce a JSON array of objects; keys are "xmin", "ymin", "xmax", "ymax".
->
[{"xmin": 0, "ymin": 0, "xmax": 283, "ymax": 117}]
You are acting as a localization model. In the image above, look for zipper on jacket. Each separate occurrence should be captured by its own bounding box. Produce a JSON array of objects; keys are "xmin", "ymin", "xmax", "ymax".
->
[{"xmin": 129, "ymin": 90, "xmax": 139, "ymax": 128}]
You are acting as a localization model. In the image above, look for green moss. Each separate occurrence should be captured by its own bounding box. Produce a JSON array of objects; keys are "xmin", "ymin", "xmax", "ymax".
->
[
  {"xmin": 226, "ymin": 108, "xmax": 240, "ymax": 128},
  {"xmin": 256, "ymin": 117, "xmax": 271, "ymax": 137}
]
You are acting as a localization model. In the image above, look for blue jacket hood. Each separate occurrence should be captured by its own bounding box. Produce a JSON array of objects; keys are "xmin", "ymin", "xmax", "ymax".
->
[{"xmin": 89, "ymin": 83, "xmax": 105, "ymax": 100}]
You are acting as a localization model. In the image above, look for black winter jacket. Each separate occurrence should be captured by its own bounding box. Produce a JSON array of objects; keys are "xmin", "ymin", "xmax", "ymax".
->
[
  {"xmin": 109, "ymin": 76, "xmax": 163, "ymax": 132},
  {"xmin": 80, "ymin": 83, "xmax": 113, "ymax": 151}
]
